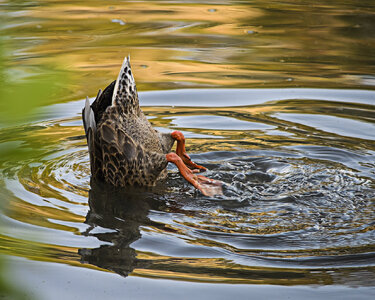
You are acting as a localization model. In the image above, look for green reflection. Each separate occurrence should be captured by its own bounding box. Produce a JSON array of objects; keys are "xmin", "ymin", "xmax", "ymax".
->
[{"xmin": 0, "ymin": 12, "xmax": 69, "ymax": 298}]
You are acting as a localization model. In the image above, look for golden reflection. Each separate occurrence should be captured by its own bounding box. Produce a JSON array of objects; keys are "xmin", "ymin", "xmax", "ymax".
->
[
  {"xmin": 3, "ymin": 0, "xmax": 374, "ymax": 103},
  {"xmin": 131, "ymin": 251, "xmax": 373, "ymax": 285},
  {"xmin": 0, "ymin": 234, "xmax": 107, "ymax": 273},
  {"xmin": 144, "ymin": 103, "xmax": 375, "ymax": 153},
  {"xmin": 27, "ymin": 2, "xmax": 261, "ymax": 24},
  {"xmin": 6, "ymin": 194, "xmax": 85, "ymax": 231}
]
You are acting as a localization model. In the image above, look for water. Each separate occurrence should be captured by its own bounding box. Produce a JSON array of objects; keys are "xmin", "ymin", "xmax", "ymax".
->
[
  {"xmin": 1, "ymin": 0, "xmax": 375, "ymax": 299},
  {"xmin": 1, "ymin": 89, "xmax": 375, "ymax": 293}
]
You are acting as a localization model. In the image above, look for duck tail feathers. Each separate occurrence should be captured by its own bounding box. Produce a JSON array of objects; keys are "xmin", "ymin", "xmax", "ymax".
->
[{"xmin": 111, "ymin": 55, "xmax": 139, "ymax": 112}]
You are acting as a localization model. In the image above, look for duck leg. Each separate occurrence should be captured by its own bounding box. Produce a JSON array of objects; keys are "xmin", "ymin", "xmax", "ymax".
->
[
  {"xmin": 166, "ymin": 153, "xmax": 222, "ymax": 197},
  {"xmin": 171, "ymin": 131, "xmax": 207, "ymax": 172}
]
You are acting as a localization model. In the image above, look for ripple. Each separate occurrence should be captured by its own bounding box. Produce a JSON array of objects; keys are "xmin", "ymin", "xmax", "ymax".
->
[
  {"xmin": 1, "ymin": 89, "xmax": 375, "ymax": 286},
  {"xmin": 275, "ymin": 113, "xmax": 375, "ymax": 140},
  {"xmin": 167, "ymin": 115, "xmax": 274, "ymax": 130}
]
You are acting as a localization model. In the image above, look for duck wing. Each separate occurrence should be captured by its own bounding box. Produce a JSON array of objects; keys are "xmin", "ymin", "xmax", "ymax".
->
[
  {"xmin": 83, "ymin": 81, "xmax": 116, "ymax": 176},
  {"xmin": 82, "ymin": 78, "xmax": 116, "ymax": 138},
  {"xmin": 97, "ymin": 119, "xmax": 168, "ymax": 186}
]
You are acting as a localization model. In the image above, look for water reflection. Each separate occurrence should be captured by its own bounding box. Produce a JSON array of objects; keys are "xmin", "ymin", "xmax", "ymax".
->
[
  {"xmin": 1, "ymin": 0, "xmax": 375, "ymax": 104},
  {"xmin": 1, "ymin": 0, "xmax": 375, "ymax": 293},
  {"xmin": 78, "ymin": 155, "xmax": 375, "ymax": 284},
  {"xmin": 80, "ymin": 180, "xmax": 156, "ymax": 277},
  {"xmin": 0, "ymin": 89, "xmax": 374, "ymax": 287}
]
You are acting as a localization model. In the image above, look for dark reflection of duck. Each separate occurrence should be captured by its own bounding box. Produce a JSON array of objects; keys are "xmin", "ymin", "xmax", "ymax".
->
[
  {"xmin": 82, "ymin": 56, "xmax": 222, "ymax": 196},
  {"xmin": 79, "ymin": 179, "xmax": 166, "ymax": 277}
]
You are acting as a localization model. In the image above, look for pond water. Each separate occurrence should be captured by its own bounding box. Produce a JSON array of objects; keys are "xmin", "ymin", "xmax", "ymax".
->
[{"xmin": 1, "ymin": 1, "xmax": 375, "ymax": 299}]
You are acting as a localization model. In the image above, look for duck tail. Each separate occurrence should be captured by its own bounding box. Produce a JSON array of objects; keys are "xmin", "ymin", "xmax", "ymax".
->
[{"xmin": 111, "ymin": 55, "xmax": 139, "ymax": 113}]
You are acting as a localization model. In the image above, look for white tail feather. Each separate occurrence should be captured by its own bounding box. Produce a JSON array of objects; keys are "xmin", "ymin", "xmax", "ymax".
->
[
  {"xmin": 112, "ymin": 55, "xmax": 129, "ymax": 105},
  {"xmin": 111, "ymin": 55, "xmax": 137, "ymax": 107},
  {"xmin": 83, "ymin": 96, "xmax": 96, "ymax": 135}
]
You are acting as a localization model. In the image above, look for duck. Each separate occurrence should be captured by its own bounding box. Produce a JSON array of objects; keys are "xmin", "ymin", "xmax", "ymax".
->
[{"xmin": 82, "ymin": 56, "xmax": 222, "ymax": 196}]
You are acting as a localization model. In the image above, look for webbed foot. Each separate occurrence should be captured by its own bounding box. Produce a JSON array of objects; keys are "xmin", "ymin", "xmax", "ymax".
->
[{"xmin": 166, "ymin": 153, "xmax": 222, "ymax": 196}]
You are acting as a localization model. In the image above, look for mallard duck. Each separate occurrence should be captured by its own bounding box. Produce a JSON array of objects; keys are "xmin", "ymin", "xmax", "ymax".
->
[{"xmin": 82, "ymin": 56, "xmax": 222, "ymax": 196}]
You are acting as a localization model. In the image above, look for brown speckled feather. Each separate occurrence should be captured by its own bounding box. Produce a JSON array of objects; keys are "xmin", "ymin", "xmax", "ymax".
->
[{"xmin": 83, "ymin": 56, "xmax": 175, "ymax": 187}]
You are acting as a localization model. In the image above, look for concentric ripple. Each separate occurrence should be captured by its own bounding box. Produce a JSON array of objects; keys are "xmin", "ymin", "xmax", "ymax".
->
[{"xmin": 1, "ymin": 89, "xmax": 375, "ymax": 285}]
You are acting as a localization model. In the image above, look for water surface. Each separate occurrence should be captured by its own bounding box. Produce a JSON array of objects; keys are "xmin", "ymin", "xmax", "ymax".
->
[
  {"xmin": 0, "ymin": 0, "xmax": 375, "ymax": 299},
  {"xmin": 1, "ymin": 88, "xmax": 375, "ymax": 290}
]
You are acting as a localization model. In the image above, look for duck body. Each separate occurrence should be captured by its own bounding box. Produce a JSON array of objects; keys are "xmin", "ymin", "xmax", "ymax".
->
[{"xmin": 83, "ymin": 56, "xmax": 222, "ymax": 196}]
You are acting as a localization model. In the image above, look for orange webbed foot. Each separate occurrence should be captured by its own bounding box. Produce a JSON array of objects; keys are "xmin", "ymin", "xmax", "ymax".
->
[
  {"xmin": 166, "ymin": 153, "xmax": 222, "ymax": 197},
  {"xmin": 196, "ymin": 174, "xmax": 223, "ymax": 197}
]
